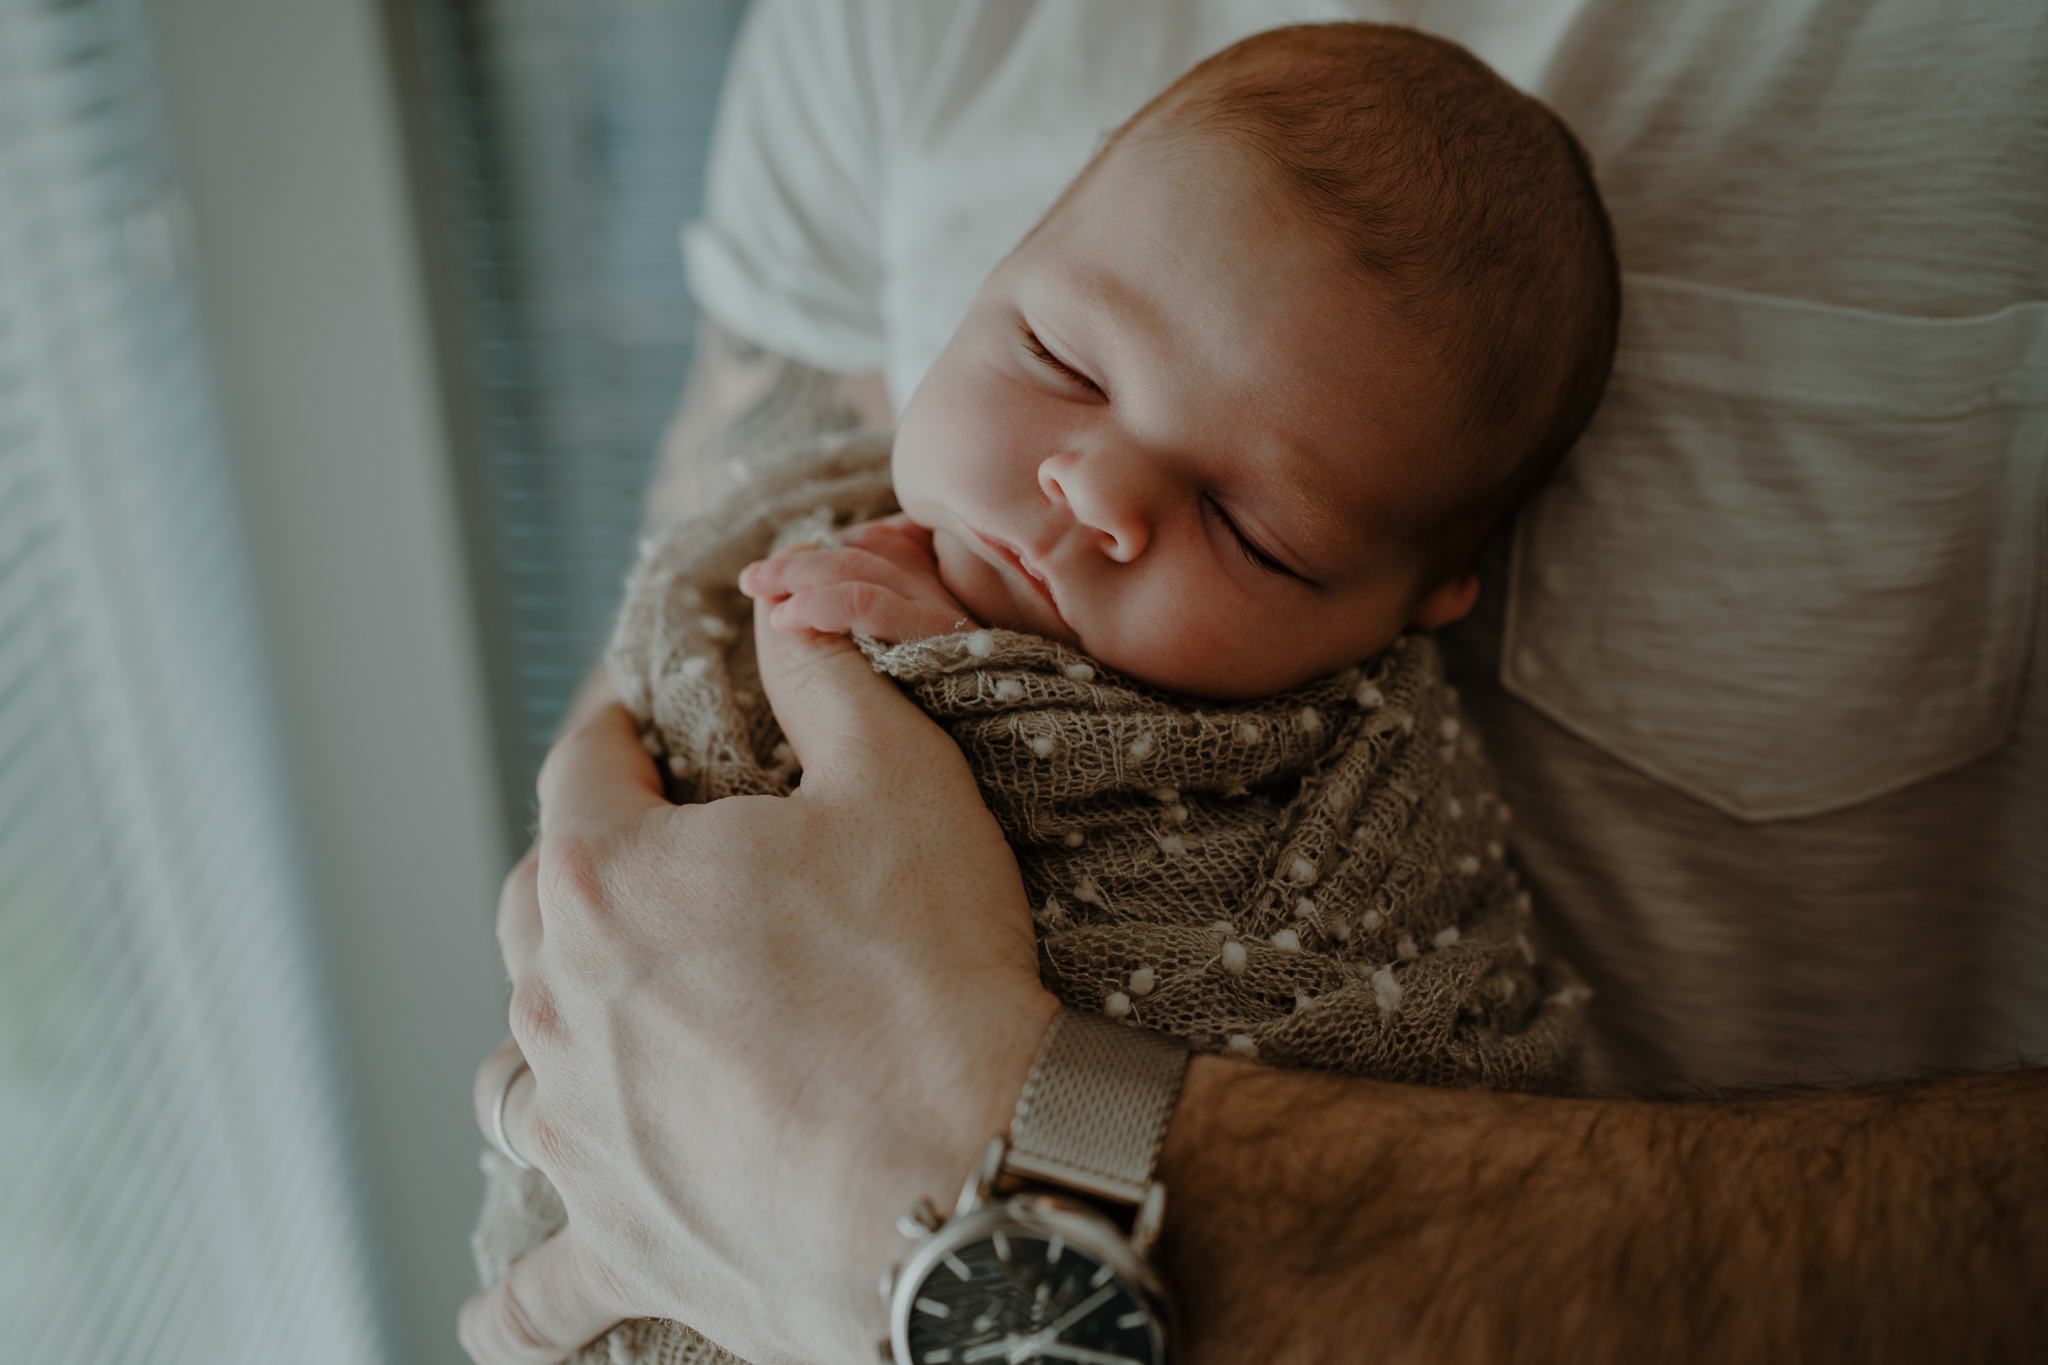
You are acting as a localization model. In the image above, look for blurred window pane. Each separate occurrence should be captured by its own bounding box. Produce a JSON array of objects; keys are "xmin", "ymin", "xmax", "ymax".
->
[
  {"xmin": 0, "ymin": 2, "xmax": 389, "ymax": 1361},
  {"xmin": 402, "ymin": 0, "xmax": 750, "ymax": 831}
]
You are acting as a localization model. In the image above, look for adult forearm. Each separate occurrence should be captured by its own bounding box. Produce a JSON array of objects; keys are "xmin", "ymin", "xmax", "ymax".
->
[{"xmin": 1159, "ymin": 1060, "xmax": 2047, "ymax": 1363}]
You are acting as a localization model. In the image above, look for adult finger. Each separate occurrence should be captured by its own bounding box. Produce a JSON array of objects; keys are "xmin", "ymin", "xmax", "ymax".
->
[
  {"xmin": 472, "ymin": 1037, "xmax": 534, "ymax": 1161},
  {"xmin": 495, "ymin": 848, "xmax": 543, "ymax": 983},
  {"xmin": 458, "ymin": 1228, "xmax": 625, "ymax": 1365},
  {"xmin": 749, "ymin": 594, "xmax": 969, "ymax": 801},
  {"xmin": 534, "ymin": 702, "xmax": 669, "ymax": 844}
]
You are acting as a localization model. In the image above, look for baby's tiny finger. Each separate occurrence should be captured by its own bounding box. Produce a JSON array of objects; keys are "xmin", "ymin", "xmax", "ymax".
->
[
  {"xmin": 780, "ymin": 583, "xmax": 979, "ymax": 642},
  {"xmin": 758, "ymin": 547, "xmax": 939, "ymax": 605},
  {"xmin": 737, "ymin": 559, "xmax": 785, "ymax": 599},
  {"xmin": 766, "ymin": 592, "xmax": 851, "ymax": 635},
  {"xmin": 770, "ymin": 582, "xmax": 893, "ymax": 637},
  {"xmin": 844, "ymin": 521, "xmax": 940, "ymax": 580},
  {"xmin": 740, "ymin": 540, "xmax": 838, "ymax": 595}
]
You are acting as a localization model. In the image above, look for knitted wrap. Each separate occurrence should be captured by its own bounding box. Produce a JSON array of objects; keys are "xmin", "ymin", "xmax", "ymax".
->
[{"xmin": 473, "ymin": 433, "xmax": 1585, "ymax": 1365}]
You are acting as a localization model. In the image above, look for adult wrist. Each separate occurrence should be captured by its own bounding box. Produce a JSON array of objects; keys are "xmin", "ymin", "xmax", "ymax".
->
[
  {"xmin": 847, "ymin": 989, "xmax": 1060, "ymax": 1327},
  {"xmin": 881, "ymin": 1006, "xmax": 1192, "ymax": 1365}
]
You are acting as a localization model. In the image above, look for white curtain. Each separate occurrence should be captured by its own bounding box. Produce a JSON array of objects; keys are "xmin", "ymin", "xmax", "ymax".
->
[{"xmin": 0, "ymin": 1, "xmax": 390, "ymax": 1360}]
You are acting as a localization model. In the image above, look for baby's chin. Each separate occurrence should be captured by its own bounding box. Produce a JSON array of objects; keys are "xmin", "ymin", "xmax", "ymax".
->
[
  {"xmin": 929, "ymin": 529, "xmax": 1077, "ymax": 643},
  {"xmin": 1083, "ymin": 621, "xmax": 1407, "ymax": 703}
]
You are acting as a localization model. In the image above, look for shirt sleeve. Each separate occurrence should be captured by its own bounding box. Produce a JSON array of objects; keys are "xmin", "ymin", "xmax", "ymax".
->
[{"xmin": 683, "ymin": 0, "xmax": 892, "ymax": 375}]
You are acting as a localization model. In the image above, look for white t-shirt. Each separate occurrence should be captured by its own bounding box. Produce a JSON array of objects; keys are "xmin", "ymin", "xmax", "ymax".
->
[{"xmin": 684, "ymin": 0, "xmax": 2048, "ymax": 1093}]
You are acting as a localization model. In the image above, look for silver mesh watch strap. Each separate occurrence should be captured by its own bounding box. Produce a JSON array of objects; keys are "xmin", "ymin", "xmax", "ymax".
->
[{"xmin": 1006, "ymin": 1009, "xmax": 1191, "ymax": 1206}]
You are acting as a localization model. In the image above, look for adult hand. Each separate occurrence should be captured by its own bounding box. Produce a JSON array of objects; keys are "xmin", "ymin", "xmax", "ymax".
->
[{"xmin": 460, "ymin": 600, "xmax": 1058, "ymax": 1365}]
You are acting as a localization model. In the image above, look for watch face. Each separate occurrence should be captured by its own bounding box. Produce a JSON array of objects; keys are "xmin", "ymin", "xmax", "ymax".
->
[{"xmin": 897, "ymin": 1200, "xmax": 1166, "ymax": 1365}]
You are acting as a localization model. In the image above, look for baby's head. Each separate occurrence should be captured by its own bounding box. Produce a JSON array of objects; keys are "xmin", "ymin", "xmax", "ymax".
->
[{"xmin": 892, "ymin": 23, "xmax": 1618, "ymax": 700}]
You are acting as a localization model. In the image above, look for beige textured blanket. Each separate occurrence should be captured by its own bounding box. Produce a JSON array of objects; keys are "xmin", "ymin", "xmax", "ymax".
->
[{"xmin": 475, "ymin": 432, "xmax": 1584, "ymax": 1365}]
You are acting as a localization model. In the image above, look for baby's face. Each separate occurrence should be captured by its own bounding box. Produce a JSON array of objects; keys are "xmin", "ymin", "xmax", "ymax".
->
[{"xmin": 892, "ymin": 133, "xmax": 1479, "ymax": 700}]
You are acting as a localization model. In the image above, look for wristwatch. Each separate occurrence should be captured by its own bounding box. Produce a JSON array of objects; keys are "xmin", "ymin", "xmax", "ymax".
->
[{"xmin": 883, "ymin": 1008, "xmax": 1191, "ymax": 1365}]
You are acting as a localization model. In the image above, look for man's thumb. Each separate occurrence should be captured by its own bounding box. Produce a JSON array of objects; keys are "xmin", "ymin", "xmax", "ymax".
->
[
  {"xmin": 750, "ymin": 596, "xmax": 960, "ymax": 797},
  {"xmin": 458, "ymin": 1229, "xmax": 621, "ymax": 1365}
]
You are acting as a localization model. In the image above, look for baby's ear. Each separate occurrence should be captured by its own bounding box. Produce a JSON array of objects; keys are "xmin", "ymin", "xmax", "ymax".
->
[{"xmin": 1407, "ymin": 571, "xmax": 1480, "ymax": 630}]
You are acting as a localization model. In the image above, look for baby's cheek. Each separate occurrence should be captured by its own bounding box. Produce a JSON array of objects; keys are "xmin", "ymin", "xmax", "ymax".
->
[
  {"xmin": 1088, "ymin": 587, "xmax": 1277, "ymax": 700},
  {"xmin": 929, "ymin": 532, "xmax": 1008, "ymax": 625}
]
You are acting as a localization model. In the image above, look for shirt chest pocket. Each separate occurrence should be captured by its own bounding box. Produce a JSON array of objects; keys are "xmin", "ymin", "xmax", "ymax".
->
[{"xmin": 1503, "ymin": 276, "xmax": 2048, "ymax": 822}]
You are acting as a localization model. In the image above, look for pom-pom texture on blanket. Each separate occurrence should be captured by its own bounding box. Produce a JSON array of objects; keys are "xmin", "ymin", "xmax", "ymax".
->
[{"xmin": 474, "ymin": 433, "xmax": 1584, "ymax": 1365}]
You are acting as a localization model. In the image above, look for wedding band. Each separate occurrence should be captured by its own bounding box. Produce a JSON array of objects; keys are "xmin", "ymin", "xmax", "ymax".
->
[{"xmin": 492, "ymin": 1058, "xmax": 535, "ymax": 1171}]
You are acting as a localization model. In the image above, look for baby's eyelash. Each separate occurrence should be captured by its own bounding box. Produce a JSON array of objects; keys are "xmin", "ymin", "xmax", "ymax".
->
[
  {"xmin": 1205, "ymin": 496, "xmax": 1297, "ymax": 580},
  {"xmin": 1020, "ymin": 326, "xmax": 1103, "ymax": 395}
]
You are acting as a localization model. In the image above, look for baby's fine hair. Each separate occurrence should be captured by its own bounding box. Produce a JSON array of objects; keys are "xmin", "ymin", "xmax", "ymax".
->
[{"xmin": 1116, "ymin": 24, "xmax": 1622, "ymax": 576}]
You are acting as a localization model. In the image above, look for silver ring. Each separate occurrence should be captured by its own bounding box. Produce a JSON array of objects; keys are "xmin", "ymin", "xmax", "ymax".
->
[{"xmin": 492, "ymin": 1058, "xmax": 535, "ymax": 1171}]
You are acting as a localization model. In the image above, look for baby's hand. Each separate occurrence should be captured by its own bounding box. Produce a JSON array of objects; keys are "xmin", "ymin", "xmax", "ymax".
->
[{"xmin": 739, "ymin": 513, "xmax": 979, "ymax": 643}]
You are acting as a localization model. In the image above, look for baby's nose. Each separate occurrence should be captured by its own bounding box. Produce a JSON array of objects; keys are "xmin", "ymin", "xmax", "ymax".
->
[{"xmin": 1038, "ymin": 450, "xmax": 1150, "ymax": 563}]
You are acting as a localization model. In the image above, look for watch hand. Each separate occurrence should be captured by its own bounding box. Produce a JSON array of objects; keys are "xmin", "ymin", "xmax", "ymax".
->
[
  {"xmin": 960, "ymin": 1336, "xmax": 1026, "ymax": 1364},
  {"xmin": 1029, "ymin": 1345, "xmax": 1145, "ymax": 1365},
  {"xmin": 1003, "ymin": 1285, "xmax": 1119, "ymax": 1363},
  {"xmin": 1042, "ymin": 1284, "xmax": 1119, "ymax": 1339}
]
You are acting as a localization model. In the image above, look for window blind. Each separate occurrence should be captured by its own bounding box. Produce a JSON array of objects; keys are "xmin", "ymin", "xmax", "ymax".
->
[
  {"xmin": 400, "ymin": 0, "xmax": 749, "ymax": 834},
  {"xmin": 0, "ymin": 2, "xmax": 389, "ymax": 1361}
]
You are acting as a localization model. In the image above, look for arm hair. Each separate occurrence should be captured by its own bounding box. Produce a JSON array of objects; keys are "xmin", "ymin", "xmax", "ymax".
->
[{"xmin": 1159, "ymin": 1059, "xmax": 2047, "ymax": 1363}]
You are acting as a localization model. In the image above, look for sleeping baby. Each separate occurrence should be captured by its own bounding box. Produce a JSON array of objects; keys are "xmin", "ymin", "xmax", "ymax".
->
[{"xmin": 478, "ymin": 22, "xmax": 1618, "ymax": 1364}]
